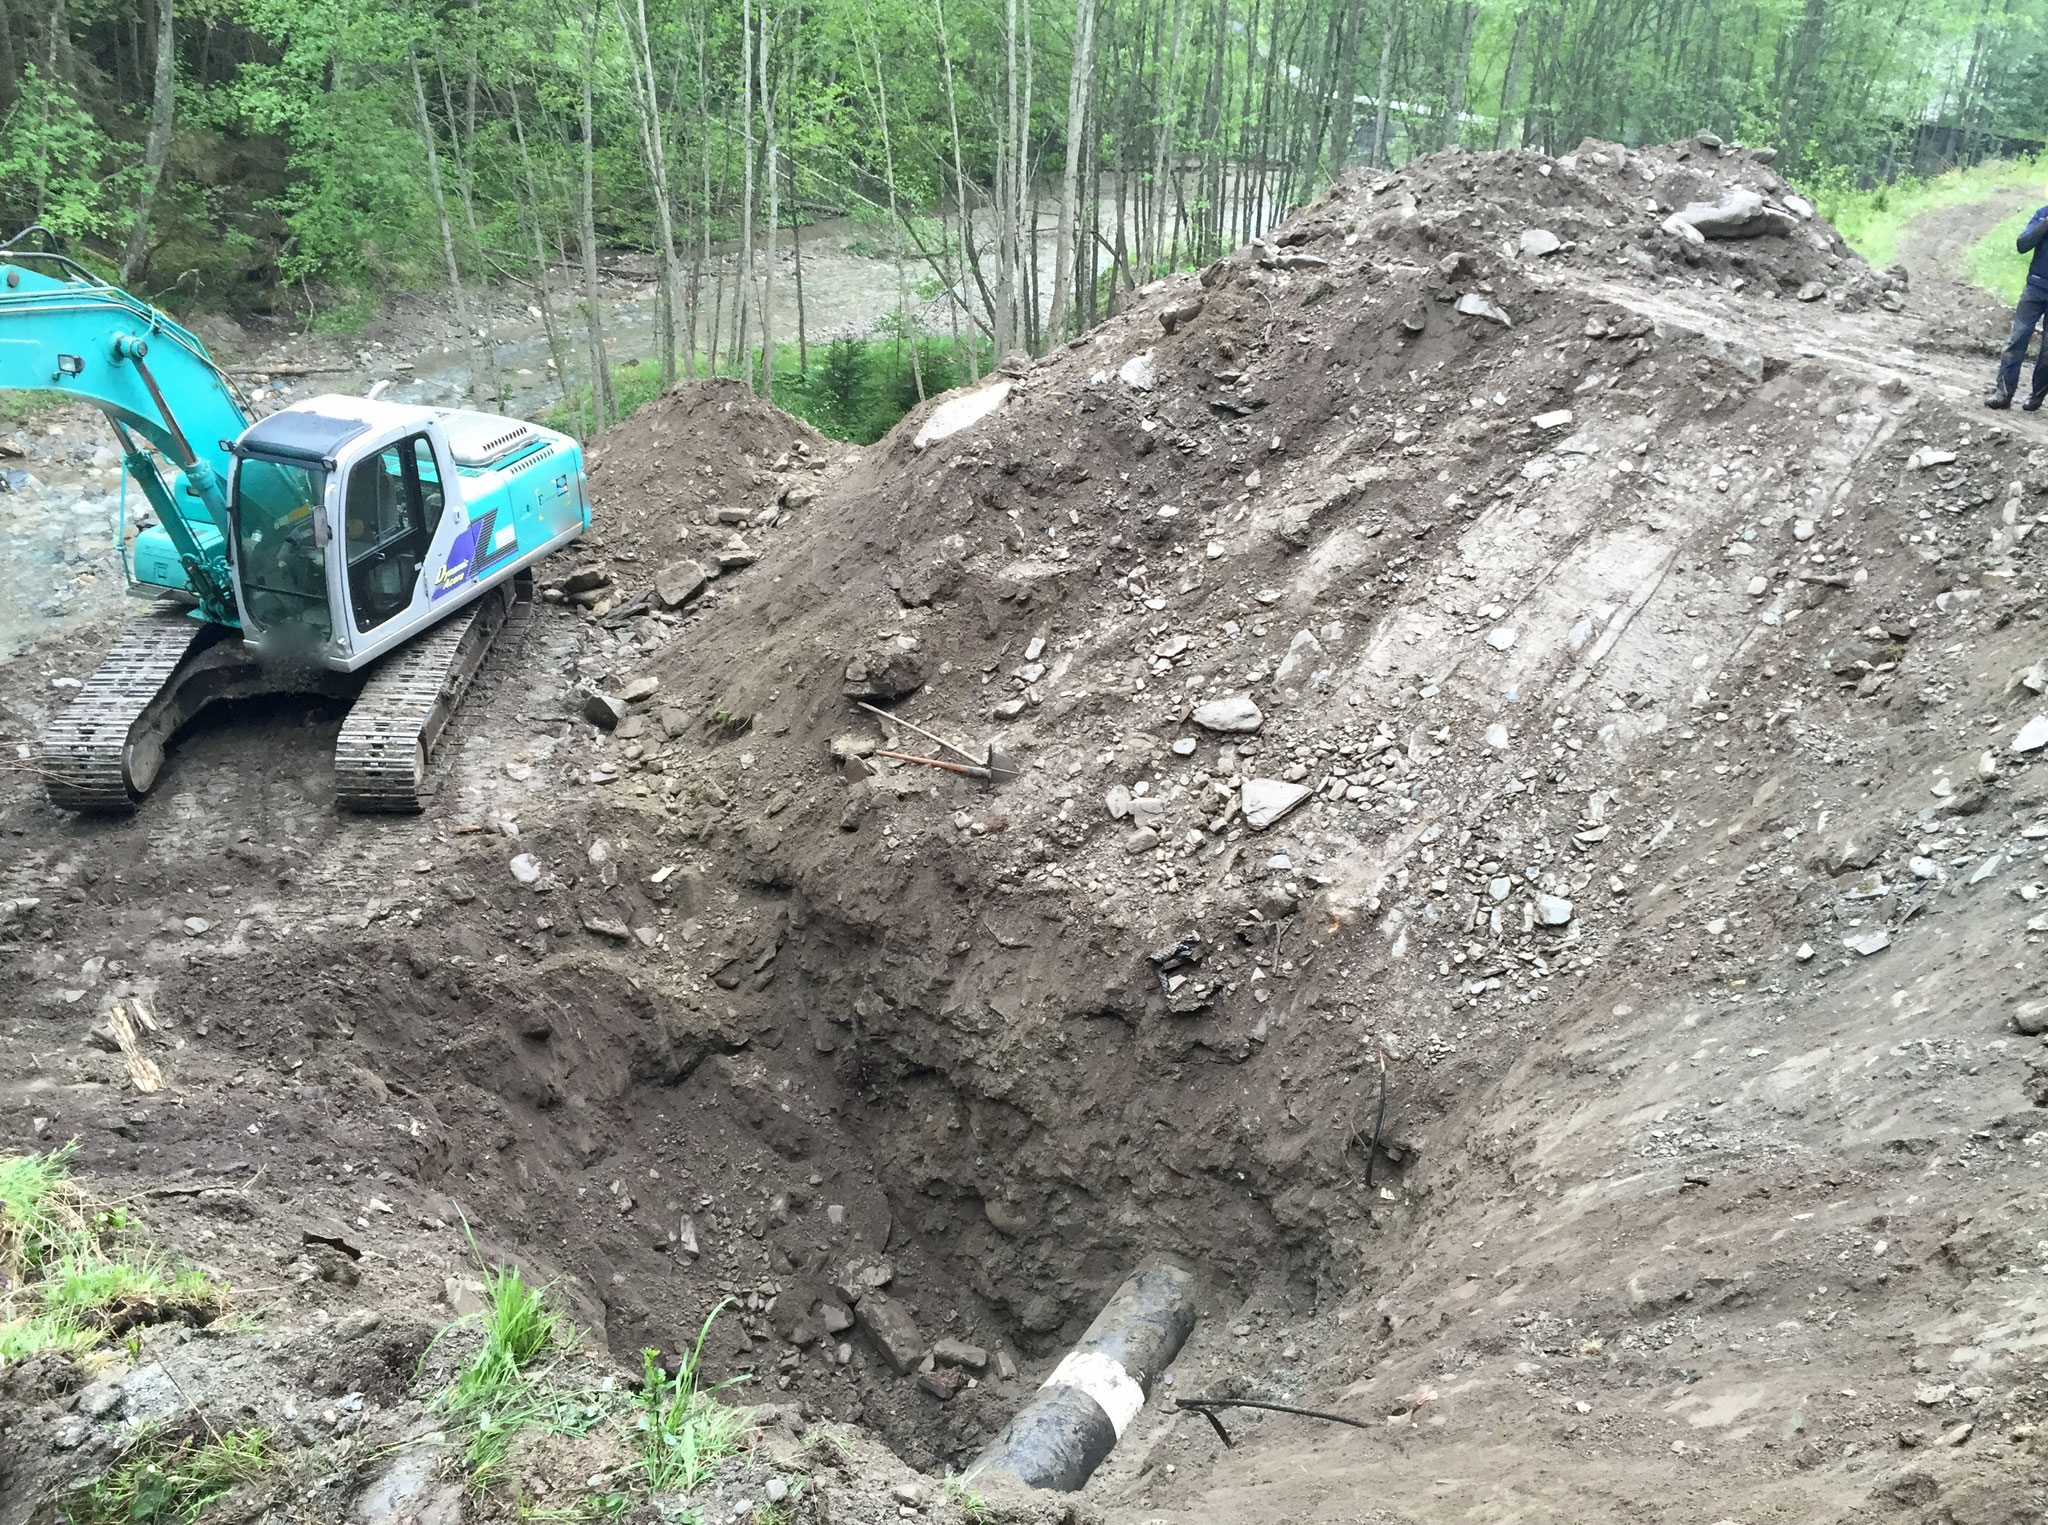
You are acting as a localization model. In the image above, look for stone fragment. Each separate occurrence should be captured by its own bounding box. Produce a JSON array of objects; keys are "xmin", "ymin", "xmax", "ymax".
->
[
  {"xmin": 854, "ymin": 1294, "xmax": 925, "ymax": 1375},
  {"xmin": 654, "ymin": 561, "xmax": 706, "ymax": 608},
  {"xmin": 1845, "ymin": 929, "xmax": 1892, "ymax": 957},
  {"xmin": 1486, "ymin": 627, "xmax": 1517, "ymax": 651},
  {"xmin": 1483, "ymin": 723, "xmax": 1510, "ymax": 749},
  {"xmin": 2013, "ymin": 999, "xmax": 2048, "ymax": 1036},
  {"xmin": 1118, "ymin": 351, "xmax": 1157, "ymax": 391},
  {"xmin": 1455, "ymin": 293, "xmax": 1512, "ymax": 326},
  {"xmin": 1533, "ymin": 894, "xmax": 1573, "ymax": 926},
  {"xmin": 1669, "ymin": 187, "xmax": 1797, "ymax": 239},
  {"xmin": 583, "ymin": 691, "xmax": 630, "ymax": 729},
  {"xmin": 2013, "ymin": 715, "xmax": 2048, "ymax": 754},
  {"xmin": 1193, "ymin": 694, "xmax": 1264, "ymax": 733},
  {"xmin": 1519, "ymin": 228, "xmax": 1562, "ymax": 258},
  {"xmin": 508, "ymin": 854, "xmax": 542, "ymax": 886},
  {"xmin": 1533, "ymin": 409, "xmax": 1573, "ymax": 430},
  {"xmin": 1241, "ymin": 778, "xmax": 1311, "ymax": 830},
  {"xmin": 843, "ymin": 637, "xmax": 926, "ymax": 701},
  {"xmin": 1273, "ymin": 629, "xmax": 1323, "ymax": 687},
  {"xmin": 620, "ymin": 675, "xmax": 660, "ymax": 703},
  {"xmin": 932, "ymin": 1338, "xmax": 989, "ymax": 1372},
  {"xmin": 1797, "ymin": 281, "xmax": 1827, "ymax": 302},
  {"xmin": 914, "ymin": 380, "xmax": 1012, "ymax": 448}
]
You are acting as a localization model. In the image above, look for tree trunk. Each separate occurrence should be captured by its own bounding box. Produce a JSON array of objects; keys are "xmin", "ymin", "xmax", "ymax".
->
[
  {"xmin": 859, "ymin": 0, "xmax": 921, "ymax": 399},
  {"xmin": 1495, "ymin": 9, "xmax": 1529, "ymax": 149},
  {"xmin": 118, "ymin": 0, "xmax": 175, "ymax": 286},
  {"xmin": 759, "ymin": 0, "xmax": 777, "ymax": 396},
  {"xmin": 509, "ymin": 87, "xmax": 573, "ymax": 417},
  {"xmin": 1147, "ymin": 0, "xmax": 1187, "ymax": 275},
  {"xmin": 1048, "ymin": 0, "xmax": 1098, "ymax": 345},
  {"xmin": 1370, "ymin": 21, "xmax": 1393, "ymax": 169},
  {"xmin": 1322, "ymin": 0, "xmax": 1366, "ymax": 183},
  {"xmin": 790, "ymin": 149, "xmax": 807, "ymax": 375},
  {"xmin": 740, "ymin": 0, "xmax": 756, "ymax": 392},
  {"xmin": 1441, "ymin": 2, "xmax": 1476, "ymax": 151},
  {"xmin": 621, "ymin": 0, "xmax": 682, "ymax": 388},
  {"xmin": 0, "ymin": 0, "xmax": 17, "ymax": 118},
  {"xmin": 577, "ymin": 15, "xmax": 616, "ymax": 429},
  {"xmin": 410, "ymin": 48, "xmax": 485, "ymax": 406}
]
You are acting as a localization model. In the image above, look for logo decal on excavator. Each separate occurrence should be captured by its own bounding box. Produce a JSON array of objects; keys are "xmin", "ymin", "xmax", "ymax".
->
[{"xmin": 431, "ymin": 509, "xmax": 520, "ymax": 600}]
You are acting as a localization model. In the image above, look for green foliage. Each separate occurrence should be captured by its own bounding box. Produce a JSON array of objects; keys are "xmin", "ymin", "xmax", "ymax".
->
[
  {"xmin": 941, "ymin": 1474, "xmax": 988, "ymax": 1520},
  {"xmin": 1815, "ymin": 155, "xmax": 2048, "ymax": 269},
  {"xmin": 0, "ymin": 1142, "xmax": 225, "ymax": 1365},
  {"xmin": 0, "ymin": 1141, "xmax": 84, "ymax": 1276},
  {"xmin": 775, "ymin": 335, "xmax": 994, "ymax": 444},
  {"xmin": 0, "ymin": 66, "xmax": 123, "ymax": 241},
  {"xmin": 63, "ymin": 1428, "xmax": 271, "ymax": 1525},
  {"xmin": 633, "ymin": 1300, "xmax": 748, "ymax": 1494},
  {"xmin": 1970, "ymin": 207, "xmax": 2039, "ymax": 305}
]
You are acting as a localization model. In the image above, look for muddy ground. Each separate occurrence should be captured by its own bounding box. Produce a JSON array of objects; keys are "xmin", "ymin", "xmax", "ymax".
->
[{"xmin": 5, "ymin": 135, "xmax": 2048, "ymax": 1525}]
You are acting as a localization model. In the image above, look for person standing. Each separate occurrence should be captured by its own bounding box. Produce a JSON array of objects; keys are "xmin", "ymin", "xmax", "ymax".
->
[{"xmin": 1989, "ymin": 199, "xmax": 2048, "ymax": 410}]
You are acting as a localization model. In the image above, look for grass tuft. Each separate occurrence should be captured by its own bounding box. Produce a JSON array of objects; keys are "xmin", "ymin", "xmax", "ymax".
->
[
  {"xmin": 0, "ymin": 1144, "xmax": 224, "ymax": 1364},
  {"xmin": 634, "ymin": 1298, "xmax": 748, "ymax": 1494},
  {"xmin": 63, "ymin": 1426, "xmax": 271, "ymax": 1525}
]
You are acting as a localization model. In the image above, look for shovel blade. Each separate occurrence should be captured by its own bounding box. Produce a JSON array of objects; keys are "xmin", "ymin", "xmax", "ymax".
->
[{"xmin": 985, "ymin": 747, "xmax": 1021, "ymax": 785}]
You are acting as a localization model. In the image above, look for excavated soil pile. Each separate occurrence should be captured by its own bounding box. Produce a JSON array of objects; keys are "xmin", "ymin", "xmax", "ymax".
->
[{"xmin": 5, "ymin": 135, "xmax": 2048, "ymax": 1524}]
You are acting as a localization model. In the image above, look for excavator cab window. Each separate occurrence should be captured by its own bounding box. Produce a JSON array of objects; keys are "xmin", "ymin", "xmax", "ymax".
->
[
  {"xmin": 345, "ymin": 436, "xmax": 436, "ymax": 634},
  {"xmin": 229, "ymin": 455, "xmax": 332, "ymax": 644}
]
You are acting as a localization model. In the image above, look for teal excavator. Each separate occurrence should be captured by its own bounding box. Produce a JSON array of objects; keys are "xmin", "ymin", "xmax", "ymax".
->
[{"xmin": 2, "ymin": 228, "xmax": 590, "ymax": 812}]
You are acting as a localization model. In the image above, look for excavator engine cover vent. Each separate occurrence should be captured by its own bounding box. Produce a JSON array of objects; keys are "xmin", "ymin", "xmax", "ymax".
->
[{"xmin": 436, "ymin": 409, "xmax": 538, "ymax": 468}]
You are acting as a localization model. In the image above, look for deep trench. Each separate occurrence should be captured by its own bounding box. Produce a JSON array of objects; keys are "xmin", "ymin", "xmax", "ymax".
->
[{"xmin": 243, "ymin": 884, "xmax": 1360, "ymax": 1471}]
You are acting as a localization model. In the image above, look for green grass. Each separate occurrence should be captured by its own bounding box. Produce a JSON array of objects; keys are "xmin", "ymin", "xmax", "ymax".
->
[
  {"xmin": 548, "ymin": 334, "xmax": 997, "ymax": 447},
  {"xmin": 432, "ymin": 1265, "xmax": 577, "ymax": 1478},
  {"xmin": 0, "ymin": 1141, "xmax": 85, "ymax": 1273},
  {"xmin": 0, "ymin": 1143, "xmax": 224, "ymax": 1364},
  {"xmin": 941, "ymin": 1474, "xmax": 988, "ymax": 1520},
  {"xmin": 633, "ymin": 1299, "xmax": 747, "ymax": 1493},
  {"xmin": 63, "ymin": 1427, "xmax": 271, "ymax": 1525},
  {"xmin": 0, "ymin": 387, "xmax": 64, "ymax": 427},
  {"xmin": 1814, "ymin": 154, "xmax": 2048, "ymax": 270},
  {"xmin": 1968, "ymin": 206, "xmax": 2038, "ymax": 306}
]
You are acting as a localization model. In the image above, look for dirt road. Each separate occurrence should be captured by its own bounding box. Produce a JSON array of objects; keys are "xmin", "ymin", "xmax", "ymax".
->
[{"xmin": 4, "ymin": 138, "xmax": 2048, "ymax": 1525}]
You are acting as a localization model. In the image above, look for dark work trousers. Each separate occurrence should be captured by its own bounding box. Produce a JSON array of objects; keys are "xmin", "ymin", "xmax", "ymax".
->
[{"xmin": 1999, "ymin": 289, "xmax": 2048, "ymax": 400}]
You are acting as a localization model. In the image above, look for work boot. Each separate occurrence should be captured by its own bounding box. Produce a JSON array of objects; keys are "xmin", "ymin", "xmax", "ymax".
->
[
  {"xmin": 1987, "ymin": 387, "xmax": 2015, "ymax": 410},
  {"xmin": 2027, "ymin": 393, "xmax": 2048, "ymax": 413}
]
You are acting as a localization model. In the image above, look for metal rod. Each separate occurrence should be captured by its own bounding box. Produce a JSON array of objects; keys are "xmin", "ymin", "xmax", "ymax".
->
[
  {"xmin": 872, "ymin": 748, "xmax": 991, "ymax": 780},
  {"xmin": 856, "ymin": 700, "xmax": 984, "ymax": 765}
]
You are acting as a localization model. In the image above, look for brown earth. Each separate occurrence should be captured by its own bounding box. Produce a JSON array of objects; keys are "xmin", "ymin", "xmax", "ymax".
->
[{"xmin": 5, "ymin": 134, "xmax": 2048, "ymax": 1525}]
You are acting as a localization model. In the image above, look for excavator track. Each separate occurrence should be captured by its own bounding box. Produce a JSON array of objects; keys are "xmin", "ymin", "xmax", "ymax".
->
[
  {"xmin": 333, "ymin": 576, "xmax": 525, "ymax": 813},
  {"xmin": 39, "ymin": 605, "xmax": 229, "ymax": 813}
]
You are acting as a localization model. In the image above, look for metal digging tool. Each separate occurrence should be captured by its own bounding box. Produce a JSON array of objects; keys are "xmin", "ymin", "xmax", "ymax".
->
[{"xmin": 857, "ymin": 701, "xmax": 1019, "ymax": 786}]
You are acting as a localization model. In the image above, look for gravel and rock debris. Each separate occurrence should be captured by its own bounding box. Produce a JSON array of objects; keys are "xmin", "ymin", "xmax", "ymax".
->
[{"xmin": 5, "ymin": 136, "xmax": 2048, "ymax": 1523}]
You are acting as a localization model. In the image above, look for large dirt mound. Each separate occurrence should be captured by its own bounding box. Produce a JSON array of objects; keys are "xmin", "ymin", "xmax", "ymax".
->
[{"xmin": 4, "ymin": 138, "xmax": 2046, "ymax": 1524}]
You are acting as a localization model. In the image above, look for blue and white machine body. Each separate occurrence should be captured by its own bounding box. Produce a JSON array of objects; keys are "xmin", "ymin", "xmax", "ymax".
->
[{"xmin": 209, "ymin": 397, "xmax": 589, "ymax": 670}]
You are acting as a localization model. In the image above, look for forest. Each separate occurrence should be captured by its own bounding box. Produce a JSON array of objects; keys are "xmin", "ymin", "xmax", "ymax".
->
[{"xmin": 4, "ymin": 0, "xmax": 2048, "ymax": 430}]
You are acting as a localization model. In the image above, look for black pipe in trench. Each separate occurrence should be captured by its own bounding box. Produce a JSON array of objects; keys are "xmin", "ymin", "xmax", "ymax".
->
[{"xmin": 968, "ymin": 1261, "xmax": 1198, "ymax": 1492}]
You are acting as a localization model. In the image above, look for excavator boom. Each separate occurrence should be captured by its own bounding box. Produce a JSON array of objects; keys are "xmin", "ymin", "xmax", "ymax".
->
[{"xmin": 0, "ymin": 230, "xmax": 250, "ymax": 622}]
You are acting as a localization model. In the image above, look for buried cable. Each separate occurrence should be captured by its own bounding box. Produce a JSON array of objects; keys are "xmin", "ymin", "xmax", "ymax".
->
[{"xmin": 1173, "ymin": 1396, "xmax": 1376, "ymax": 1447}]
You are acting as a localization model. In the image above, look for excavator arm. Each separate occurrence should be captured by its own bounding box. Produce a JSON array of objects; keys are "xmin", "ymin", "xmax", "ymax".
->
[{"xmin": 0, "ymin": 229, "xmax": 252, "ymax": 624}]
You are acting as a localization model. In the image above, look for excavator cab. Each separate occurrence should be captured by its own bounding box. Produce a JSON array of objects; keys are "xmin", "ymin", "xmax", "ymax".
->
[{"xmin": 218, "ymin": 397, "xmax": 587, "ymax": 672}]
